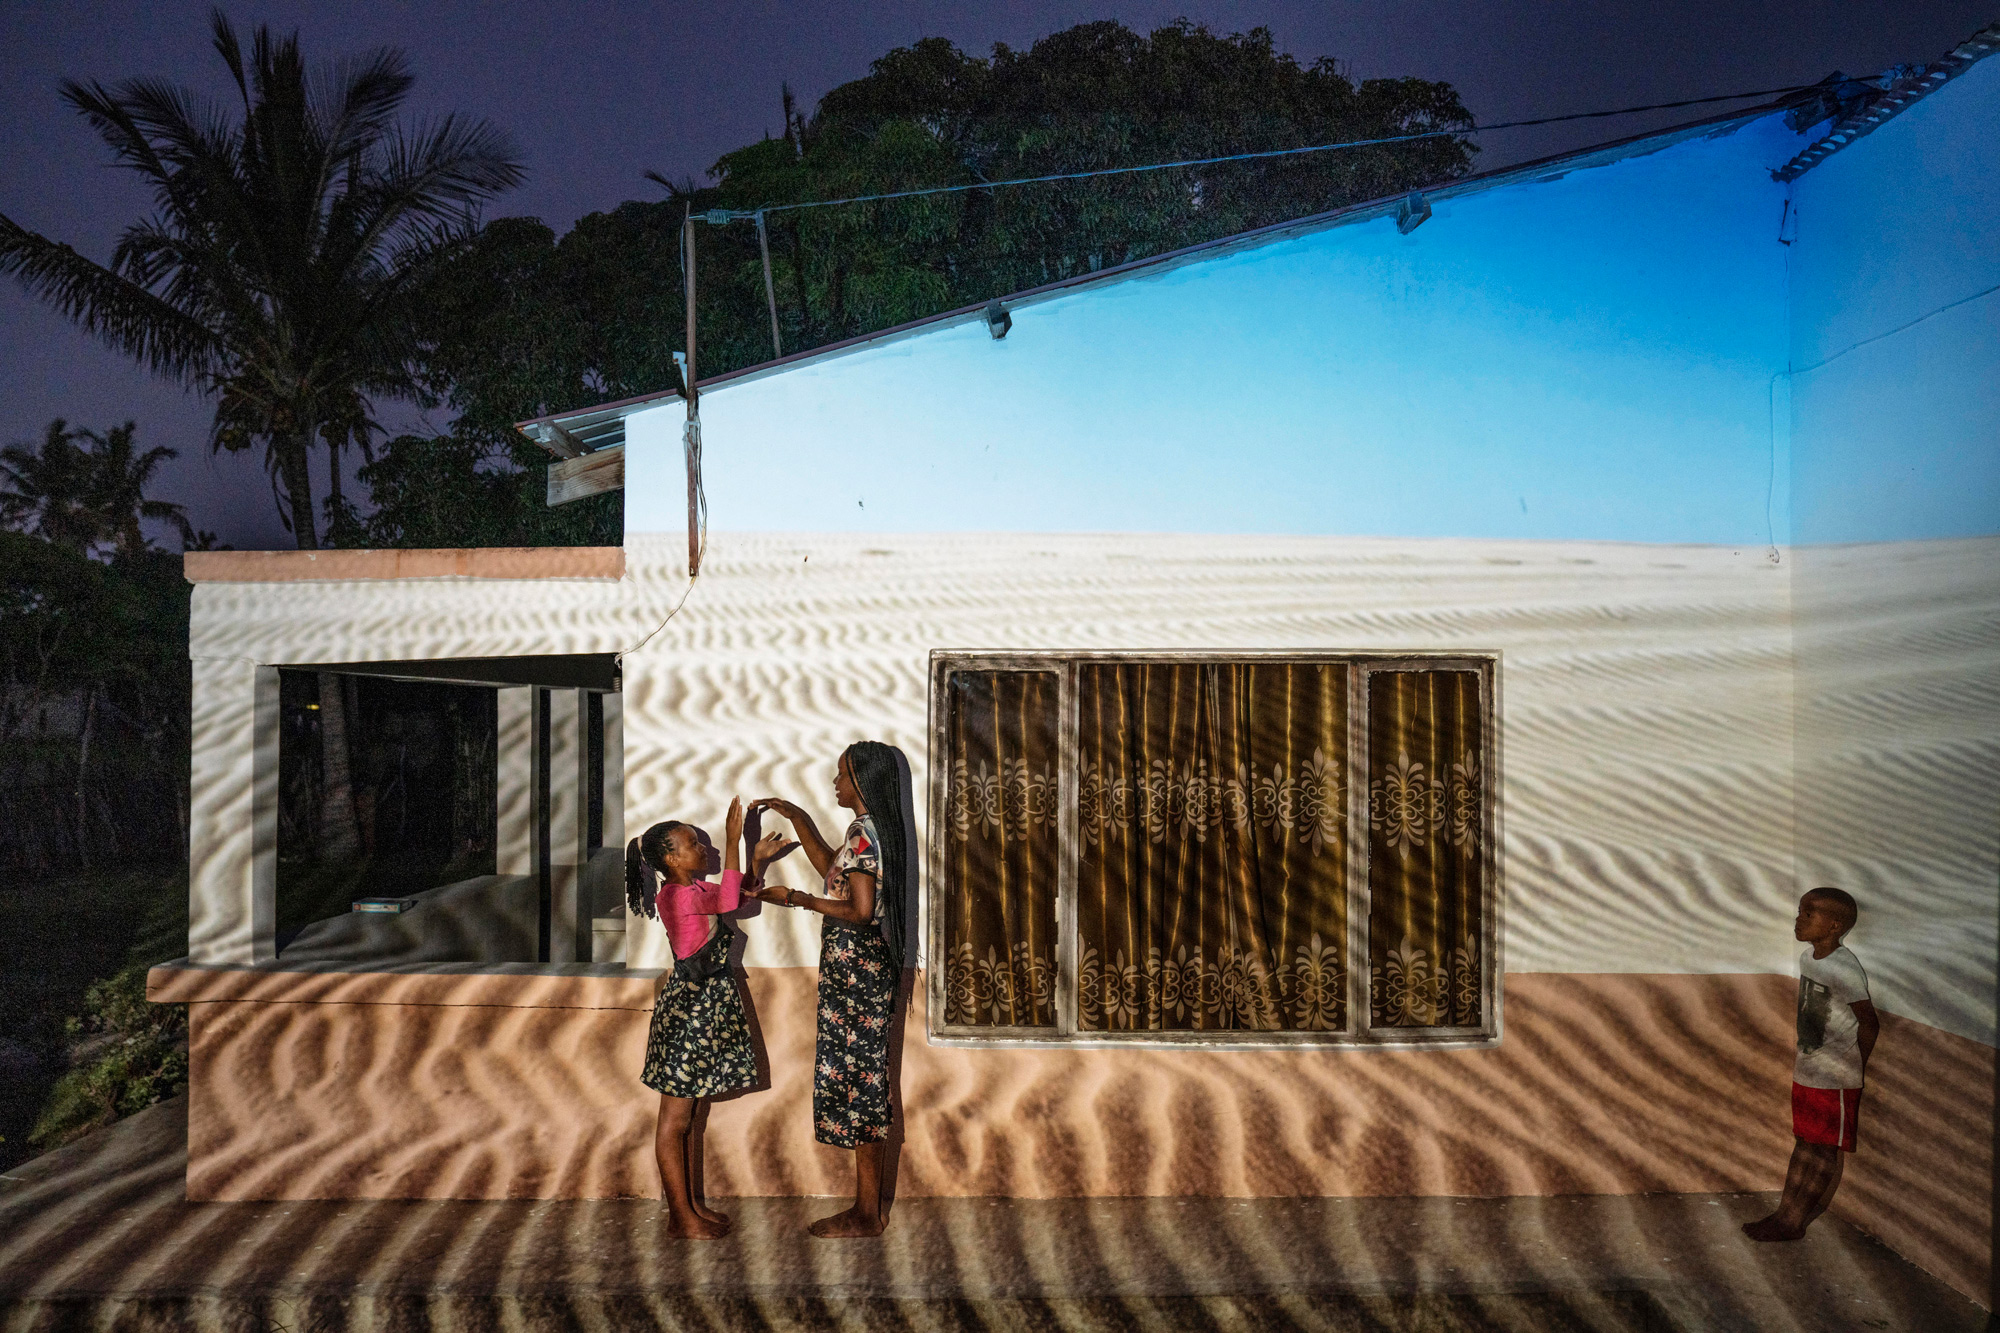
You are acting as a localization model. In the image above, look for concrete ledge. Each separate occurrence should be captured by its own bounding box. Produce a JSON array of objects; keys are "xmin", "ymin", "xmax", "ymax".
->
[
  {"xmin": 183, "ymin": 547, "xmax": 625, "ymax": 583},
  {"xmin": 147, "ymin": 959, "xmax": 662, "ymax": 1009}
]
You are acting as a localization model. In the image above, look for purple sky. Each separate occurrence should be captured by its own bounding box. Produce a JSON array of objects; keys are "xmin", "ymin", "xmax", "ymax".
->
[{"xmin": 3, "ymin": 0, "xmax": 1990, "ymax": 549}]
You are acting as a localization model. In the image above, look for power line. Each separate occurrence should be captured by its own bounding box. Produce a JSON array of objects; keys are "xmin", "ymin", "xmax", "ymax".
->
[{"xmin": 717, "ymin": 81, "xmax": 1833, "ymax": 219}]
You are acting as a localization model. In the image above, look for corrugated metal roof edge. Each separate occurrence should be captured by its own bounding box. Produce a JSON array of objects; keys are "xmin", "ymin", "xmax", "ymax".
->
[
  {"xmin": 516, "ymin": 98, "xmax": 1790, "ymax": 450},
  {"xmin": 1774, "ymin": 20, "xmax": 2000, "ymax": 183}
]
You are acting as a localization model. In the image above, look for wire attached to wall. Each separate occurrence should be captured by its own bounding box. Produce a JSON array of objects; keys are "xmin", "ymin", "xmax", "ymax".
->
[
  {"xmin": 735, "ymin": 80, "xmax": 1840, "ymax": 218},
  {"xmin": 621, "ymin": 210, "xmax": 712, "ymax": 660}
]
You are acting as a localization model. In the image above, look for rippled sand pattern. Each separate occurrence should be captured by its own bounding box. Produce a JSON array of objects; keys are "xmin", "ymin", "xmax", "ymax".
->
[
  {"xmin": 135, "ymin": 963, "xmax": 2000, "ymax": 1305},
  {"xmin": 8, "ymin": 1089, "xmax": 1990, "ymax": 1332},
  {"xmin": 607, "ymin": 532, "xmax": 1803, "ymax": 979},
  {"xmin": 1793, "ymin": 537, "xmax": 2000, "ymax": 1043}
]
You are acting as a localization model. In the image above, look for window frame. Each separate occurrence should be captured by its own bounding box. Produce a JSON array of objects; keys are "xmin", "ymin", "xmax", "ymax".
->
[{"xmin": 925, "ymin": 650, "xmax": 1504, "ymax": 1050}]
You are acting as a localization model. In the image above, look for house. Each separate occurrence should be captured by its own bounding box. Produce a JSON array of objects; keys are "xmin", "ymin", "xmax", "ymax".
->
[{"xmin": 151, "ymin": 23, "xmax": 1998, "ymax": 1309}]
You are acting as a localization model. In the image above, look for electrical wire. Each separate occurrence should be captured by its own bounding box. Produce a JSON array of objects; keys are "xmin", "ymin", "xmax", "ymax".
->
[
  {"xmin": 748, "ymin": 81, "xmax": 1835, "ymax": 217},
  {"xmin": 621, "ymin": 420, "xmax": 709, "ymax": 659},
  {"xmin": 628, "ymin": 73, "xmax": 1848, "ymax": 654}
]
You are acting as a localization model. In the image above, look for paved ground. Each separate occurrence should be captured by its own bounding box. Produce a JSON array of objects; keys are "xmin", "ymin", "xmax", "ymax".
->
[{"xmin": 0, "ymin": 1097, "xmax": 1985, "ymax": 1332}]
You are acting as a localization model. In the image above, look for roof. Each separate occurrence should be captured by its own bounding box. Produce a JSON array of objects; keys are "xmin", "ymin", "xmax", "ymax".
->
[
  {"xmin": 1774, "ymin": 20, "xmax": 2000, "ymax": 182},
  {"xmin": 516, "ymin": 98, "xmax": 1795, "ymax": 457}
]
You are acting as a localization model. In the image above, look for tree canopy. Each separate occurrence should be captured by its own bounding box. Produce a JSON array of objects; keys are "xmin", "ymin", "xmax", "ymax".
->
[
  {"xmin": 0, "ymin": 10, "xmax": 523, "ymax": 551},
  {"xmin": 382, "ymin": 20, "xmax": 1472, "ymax": 549}
]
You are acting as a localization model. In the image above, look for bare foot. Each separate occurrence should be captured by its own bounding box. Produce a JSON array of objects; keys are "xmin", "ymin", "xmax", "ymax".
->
[
  {"xmin": 809, "ymin": 1205, "xmax": 886, "ymax": 1238},
  {"xmin": 694, "ymin": 1200, "xmax": 732, "ymax": 1231},
  {"xmin": 665, "ymin": 1210, "xmax": 731, "ymax": 1240},
  {"xmin": 1742, "ymin": 1215, "xmax": 1805, "ymax": 1242}
]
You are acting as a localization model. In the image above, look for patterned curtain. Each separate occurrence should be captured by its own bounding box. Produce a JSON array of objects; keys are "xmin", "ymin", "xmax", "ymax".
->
[
  {"xmin": 940, "ymin": 671, "xmax": 1059, "ymax": 1027},
  {"xmin": 1076, "ymin": 662, "xmax": 1347, "ymax": 1032},
  {"xmin": 1367, "ymin": 670, "xmax": 1484, "ymax": 1028}
]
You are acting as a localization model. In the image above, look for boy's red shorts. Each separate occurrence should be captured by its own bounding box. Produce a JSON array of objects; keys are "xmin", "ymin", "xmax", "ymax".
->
[{"xmin": 1792, "ymin": 1082, "xmax": 1861, "ymax": 1152}]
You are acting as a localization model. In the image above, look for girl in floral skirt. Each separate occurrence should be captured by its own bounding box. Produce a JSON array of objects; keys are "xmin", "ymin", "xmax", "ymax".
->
[
  {"xmin": 628, "ymin": 796, "xmax": 794, "ymax": 1238},
  {"xmin": 751, "ymin": 740, "xmax": 911, "ymax": 1238}
]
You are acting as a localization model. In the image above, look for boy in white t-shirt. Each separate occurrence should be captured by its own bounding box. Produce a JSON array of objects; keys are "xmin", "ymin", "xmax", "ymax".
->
[{"xmin": 1744, "ymin": 887, "xmax": 1880, "ymax": 1242}]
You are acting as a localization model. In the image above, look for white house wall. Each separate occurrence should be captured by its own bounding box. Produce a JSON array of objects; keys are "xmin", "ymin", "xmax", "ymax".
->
[
  {"xmin": 1787, "ymin": 54, "xmax": 2000, "ymax": 1047},
  {"xmin": 618, "ymin": 118, "xmax": 1812, "ymax": 983}
]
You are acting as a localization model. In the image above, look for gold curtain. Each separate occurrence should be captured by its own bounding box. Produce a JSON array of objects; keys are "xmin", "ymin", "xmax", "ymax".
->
[
  {"xmin": 940, "ymin": 671, "xmax": 1059, "ymax": 1027},
  {"xmin": 1366, "ymin": 670, "xmax": 1484, "ymax": 1028},
  {"xmin": 1076, "ymin": 662, "xmax": 1347, "ymax": 1032}
]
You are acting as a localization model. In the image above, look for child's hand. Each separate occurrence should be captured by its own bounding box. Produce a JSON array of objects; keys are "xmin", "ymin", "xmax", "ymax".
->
[
  {"xmin": 752, "ymin": 832, "xmax": 799, "ymax": 871},
  {"xmin": 750, "ymin": 797, "xmax": 801, "ymax": 826},
  {"xmin": 725, "ymin": 796, "xmax": 745, "ymax": 844}
]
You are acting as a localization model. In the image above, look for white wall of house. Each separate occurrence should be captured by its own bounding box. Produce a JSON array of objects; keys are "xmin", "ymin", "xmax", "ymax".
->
[
  {"xmin": 615, "ymin": 116, "xmax": 1819, "ymax": 987},
  {"xmin": 1787, "ymin": 56, "xmax": 2000, "ymax": 1045}
]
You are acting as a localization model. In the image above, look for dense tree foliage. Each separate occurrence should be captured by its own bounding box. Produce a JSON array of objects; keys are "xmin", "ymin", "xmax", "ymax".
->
[
  {"xmin": 376, "ymin": 20, "xmax": 1472, "ymax": 548},
  {"xmin": 0, "ymin": 12, "xmax": 522, "ymax": 552},
  {"xmin": 0, "ymin": 420, "xmax": 189, "ymax": 557}
]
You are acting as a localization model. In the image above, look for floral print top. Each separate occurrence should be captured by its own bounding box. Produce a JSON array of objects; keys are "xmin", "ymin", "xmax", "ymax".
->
[{"xmin": 824, "ymin": 815, "xmax": 882, "ymax": 923}]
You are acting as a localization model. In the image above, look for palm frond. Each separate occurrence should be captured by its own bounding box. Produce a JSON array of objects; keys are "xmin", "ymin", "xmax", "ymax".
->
[{"xmin": 0, "ymin": 215, "xmax": 220, "ymax": 382}]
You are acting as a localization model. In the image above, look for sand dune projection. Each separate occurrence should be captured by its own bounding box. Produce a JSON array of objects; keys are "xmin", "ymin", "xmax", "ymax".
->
[{"xmin": 173, "ymin": 531, "xmax": 1997, "ymax": 1305}]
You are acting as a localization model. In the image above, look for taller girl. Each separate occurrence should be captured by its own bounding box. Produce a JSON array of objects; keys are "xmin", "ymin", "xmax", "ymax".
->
[{"xmin": 750, "ymin": 740, "xmax": 910, "ymax": 1238}]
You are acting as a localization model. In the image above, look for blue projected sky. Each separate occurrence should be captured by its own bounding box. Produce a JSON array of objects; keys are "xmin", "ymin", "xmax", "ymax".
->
[{"xmin": 630, "ymin": 116, "xmax": 1806, "ymax": 546}]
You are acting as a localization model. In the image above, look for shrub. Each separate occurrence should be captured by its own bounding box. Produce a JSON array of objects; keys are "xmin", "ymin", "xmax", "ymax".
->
[{"xmin": 30, "ymin": 965, "xmax": 186, "ymax": 1151}]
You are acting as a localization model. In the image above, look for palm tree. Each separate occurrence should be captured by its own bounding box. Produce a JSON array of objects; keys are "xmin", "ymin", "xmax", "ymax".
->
[
  {"xmin": 0, "ymin": 10, "xmax": 523, "ymax": 861},
  {"xmin": 0, "ymin": 420, "xmax": 103, "ymax": 553},
  {"xmin": 0, "ymin": 10, "xmax": 523, "ymax": 550},
  {"xmin": 0, "ymin": 418, "xmax": 192, "ymax": 557},
  {"xmin": 85, "ymin": 421, "xmax": 192, "ymax": 558}
]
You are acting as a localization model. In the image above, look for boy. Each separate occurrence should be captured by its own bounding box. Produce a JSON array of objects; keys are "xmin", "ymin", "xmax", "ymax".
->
[{"xmin": 1744, "ymin": 887, "xmax": 1879, "ymax": 1242}]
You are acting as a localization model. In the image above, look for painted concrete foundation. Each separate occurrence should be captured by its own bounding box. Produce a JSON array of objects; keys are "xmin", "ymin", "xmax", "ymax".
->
[{"xmin": 147, "ymin": 963, "xmax": 1991, "ymax": 1306}]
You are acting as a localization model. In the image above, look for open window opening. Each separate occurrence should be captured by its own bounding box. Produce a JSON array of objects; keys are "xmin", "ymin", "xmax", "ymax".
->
[{"xmin": 273, "ymin": 654, "xmax": 623, "ymax": 967}]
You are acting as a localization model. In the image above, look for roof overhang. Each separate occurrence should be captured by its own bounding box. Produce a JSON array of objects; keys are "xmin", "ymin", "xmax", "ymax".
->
[{"xmin": 1774, "ymin": 20, "xmax": 1999, "ymax": 182}]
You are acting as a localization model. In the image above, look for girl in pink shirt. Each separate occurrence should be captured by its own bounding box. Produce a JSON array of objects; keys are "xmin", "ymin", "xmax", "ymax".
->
[{"xmin": 627, "ymin": 796, "xmax": 793, "ymax": 1238}]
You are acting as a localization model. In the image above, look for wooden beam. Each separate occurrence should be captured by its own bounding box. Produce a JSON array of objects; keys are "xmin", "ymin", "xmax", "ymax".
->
[
  {"xmin": 528, "ymin": 421, "xmax": 585, "ymax": 459},
  {"xmin": 547, "ymin": 445, "xmax": 624, "ymax": 506}
]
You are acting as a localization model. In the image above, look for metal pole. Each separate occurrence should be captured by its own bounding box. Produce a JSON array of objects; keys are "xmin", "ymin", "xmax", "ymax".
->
[
  {"xmin": 756, "ymin": 210, "xmax": 784, "ymax": 359},
  {"xmin": 682, "ymin": 213, "xmax": 700, "ymax": 577},
  {"xmin": 681, "ymin": 214, "xmax": 698, "ymax": 406}
]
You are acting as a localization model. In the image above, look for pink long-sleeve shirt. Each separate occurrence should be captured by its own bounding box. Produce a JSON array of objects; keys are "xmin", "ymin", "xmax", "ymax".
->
[{"xmin": 654, "ymin": 868, "xmax": 743, "ymax": 960}]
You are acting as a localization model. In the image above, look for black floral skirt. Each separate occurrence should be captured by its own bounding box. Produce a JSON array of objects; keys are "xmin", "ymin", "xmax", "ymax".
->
[
  {"xmin": 640, "ymin": 931, "xmax": 757, "ymax": 1099},
  {"xmin": 813, "ymin": 918, "xmax": 897, "ymax": 1148}
]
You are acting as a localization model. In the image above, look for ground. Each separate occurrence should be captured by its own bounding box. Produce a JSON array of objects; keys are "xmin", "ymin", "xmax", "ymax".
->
[{"xmin": 0, "ymin": 1096, "xmax": 1983, "ymax": 1332}]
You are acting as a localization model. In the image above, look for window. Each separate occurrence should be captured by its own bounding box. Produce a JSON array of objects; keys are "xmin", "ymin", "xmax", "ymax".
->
[{"xmin": 926, "ymin": 653, "xmax": 1500, "ymax": 1047}]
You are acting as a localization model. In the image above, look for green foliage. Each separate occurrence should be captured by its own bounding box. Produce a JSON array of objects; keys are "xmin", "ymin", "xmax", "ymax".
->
[
  {"xmin": 358, "ymin": 20, "xmax": 1472, "ymax": 550},
  {"xmin": 354, "ymin": 432, "xmax": 619, "ymax": 548},
  {"xmin": 0, "ymin": 531, "xmax": 191, "ymax": 873},
  {"xmin": 0, "ymin": 15, "xmax": 523, "ymax": 551},
  {"xmin": 29, "ymin": 965, "xmax": 187, "ymax": 1153},
  {"xmin": 0, "ymin": 418, "xmax": 189, "ymax": 557}
]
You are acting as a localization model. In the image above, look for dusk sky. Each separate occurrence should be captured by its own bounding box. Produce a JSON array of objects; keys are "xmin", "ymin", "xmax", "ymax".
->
[{"xmin": 4, "ymin": 0, "xmax": 1991, "ymax": 548}]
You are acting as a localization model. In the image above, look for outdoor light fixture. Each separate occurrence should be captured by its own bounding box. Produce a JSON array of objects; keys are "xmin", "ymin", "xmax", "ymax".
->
[
  {"xmin": 1396, "ymin": 191, "xmax": 1432, "ymax": 235},
  {"xmin": 986, "ymin": 299, "xmax": 1013, "ymax": 339}
]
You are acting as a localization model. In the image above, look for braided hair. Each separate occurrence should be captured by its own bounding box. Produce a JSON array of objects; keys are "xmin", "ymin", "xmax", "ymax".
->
[
  {"xmin": 844, "ymin": 740, "xmax": 910, "ymax": 973},
  {"xmin": 626, "ymin": 820, "xmax": 688, "ymax": 920}
]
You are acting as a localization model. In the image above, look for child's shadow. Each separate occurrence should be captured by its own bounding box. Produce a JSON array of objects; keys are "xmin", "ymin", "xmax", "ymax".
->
[{"xmin": 684, "ymin": 812, "xmax": 783, "ymax": 1208}]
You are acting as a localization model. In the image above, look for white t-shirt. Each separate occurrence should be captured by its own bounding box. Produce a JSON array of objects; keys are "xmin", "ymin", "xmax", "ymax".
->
[{"xmin": 1794, "ymin": 945, "xmax": 1870, "ymax": 1090}]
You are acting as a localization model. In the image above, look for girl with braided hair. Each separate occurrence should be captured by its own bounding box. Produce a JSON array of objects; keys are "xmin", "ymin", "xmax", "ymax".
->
[
  {"xmin": 749, "ymin": 740, "xmax": 911, "ymax": 1237},
  {"xmin": 628, "ymin": 797, "xmax": 795, "ymax": 1238}
]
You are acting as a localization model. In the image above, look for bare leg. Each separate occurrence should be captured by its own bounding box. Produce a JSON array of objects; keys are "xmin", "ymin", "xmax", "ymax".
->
[
  {"xmin": 1801, "ymin": 1148, "xmax": 1845, "ymax": 1228},
  {"xmin": 1744, "ymin": 1139, "xmax": 1841, "ymax": 1241},
  {"xmin": 687, "ymin": 1122, "xmax": 731, "ymax": 1229},
  {"xmin": 809, "ymin": 1139, "xmax": 887, "ymax": 1237},
  {"xmin": 656, "ymin": 1095, "xmax": 728, "ymax": 1239}
]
